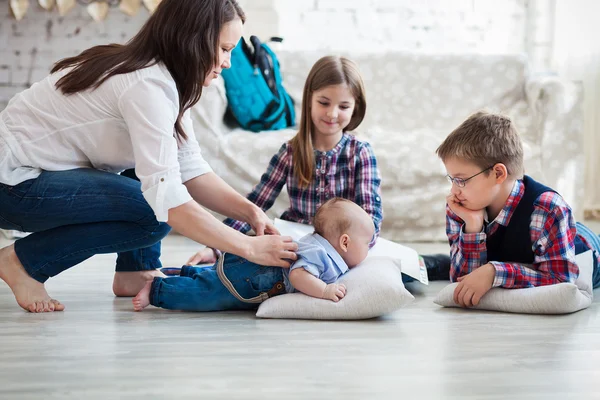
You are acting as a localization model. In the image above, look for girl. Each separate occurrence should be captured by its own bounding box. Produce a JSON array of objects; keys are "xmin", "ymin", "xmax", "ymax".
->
[{"xmin": 187, "ymin": 55, "xmax": 383, "ymax": 265}]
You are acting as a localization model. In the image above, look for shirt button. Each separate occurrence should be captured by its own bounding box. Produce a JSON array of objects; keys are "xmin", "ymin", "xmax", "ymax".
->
[
  {"xmin": 160, "ymin": 178, "xmax": 165, "ymax": 182},
  {"xmin": 321, "ymin": 169, "xmax": 325, "ymax": 174}
]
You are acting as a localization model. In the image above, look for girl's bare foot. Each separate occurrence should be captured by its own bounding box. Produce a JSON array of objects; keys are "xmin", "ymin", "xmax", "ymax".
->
[
  {"xmin": 132, "ymin": 281, "xmax": 152, "ymax": 311},
  {"xmin": 0, "ymin": 244, "xmax": 65, "ymax": 313},
  {"xmin": 113, "ymin": 269, "xmax": 165, "ymax": 297}
]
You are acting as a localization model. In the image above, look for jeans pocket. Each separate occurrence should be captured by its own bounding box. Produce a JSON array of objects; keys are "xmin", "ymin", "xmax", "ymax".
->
[{"xmin": 247, "ymin": 267, "xmax": 283, "ymax": 292}]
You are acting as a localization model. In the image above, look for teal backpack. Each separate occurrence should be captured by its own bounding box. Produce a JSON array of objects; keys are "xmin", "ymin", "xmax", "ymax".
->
[{"xmin": 220, "ymin": 36, "xmax": 295, "ymax": 132}]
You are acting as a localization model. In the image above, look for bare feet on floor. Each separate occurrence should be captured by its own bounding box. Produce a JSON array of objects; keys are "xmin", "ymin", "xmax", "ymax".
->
[
  {"xmin": 113, "ymin": 269, "xmax": 165, "ymax": 297},
  {"xmin": 132, "ymin": 281, "xmax": 152, "ymax": 311},
  {"xmin": 0, "ymin": 244, "xmax": 65, "ymax": 313}
]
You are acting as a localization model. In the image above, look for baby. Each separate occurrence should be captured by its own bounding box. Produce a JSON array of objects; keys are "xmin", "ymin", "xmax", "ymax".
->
[
  {"xmin": 133, "ymin": 197, "xmax": 374, "ymax": 311},
  {"xmin": 286, "ymin": 197, "xmax": 374, "ymax": 301}
]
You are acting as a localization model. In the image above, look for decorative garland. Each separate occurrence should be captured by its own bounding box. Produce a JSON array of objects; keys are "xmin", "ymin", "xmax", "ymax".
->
[{"xmin": 9, "ymin": 0, "xmax": 163, "ymax": 22}]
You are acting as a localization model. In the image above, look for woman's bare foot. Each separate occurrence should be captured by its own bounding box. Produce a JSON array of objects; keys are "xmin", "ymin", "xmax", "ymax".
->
[
  {"xmin": 112, "ymin": 269, "xmax": 165, "ymax": 297},
  {"xmin": 0, "ymin": 244, "xmax": 65, "ymax": 313},
  {"xmin": 132, "ymin": 281, "xmax": 152, "ymax": 311}
]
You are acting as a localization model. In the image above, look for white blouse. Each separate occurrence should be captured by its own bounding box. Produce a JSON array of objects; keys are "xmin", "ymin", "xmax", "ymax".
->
[{"xmin": 0, "ymin": 63, "xmax": 212, "ymax": 222}]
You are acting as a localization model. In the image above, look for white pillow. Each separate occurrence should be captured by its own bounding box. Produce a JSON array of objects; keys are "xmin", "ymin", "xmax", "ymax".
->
[
  {"xmin": 256, "ymin": 257, "xmax": 414, "ymax": 320},
  {"xmin": 433, "ymin": 250, "xmax": 595, "ymax": 314}
]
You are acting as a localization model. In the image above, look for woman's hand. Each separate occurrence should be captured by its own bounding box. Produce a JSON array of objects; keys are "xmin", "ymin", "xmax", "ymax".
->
[
  {"xmin": 247, "ymin": 206, "xmax": 280, "ymax": 236},
  {"xmin": 243, "ymin": 235, "xmax": 298, "ymax": 267}
]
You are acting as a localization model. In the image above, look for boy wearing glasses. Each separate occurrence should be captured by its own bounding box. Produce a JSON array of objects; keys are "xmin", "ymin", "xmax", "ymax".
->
[{"xmin": 435, "ymin": 111, "xmax": 600, "ymax": 307}]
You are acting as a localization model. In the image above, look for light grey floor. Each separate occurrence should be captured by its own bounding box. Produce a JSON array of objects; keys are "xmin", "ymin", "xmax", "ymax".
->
[{"xmin": 1, "ymin": 232, "xmax": 599, "ymax": 400}]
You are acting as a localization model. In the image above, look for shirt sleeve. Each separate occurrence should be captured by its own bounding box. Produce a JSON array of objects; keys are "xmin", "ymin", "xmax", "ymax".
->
[
  {"xmin": 490, "ymin": 192, "xmax": 580, "ymax": 288},
  {"xmin": 118, "ymin": 77, "xmax": 192, "ymax": 222},
  {"xmin": 446, "ymin": 205, "xmax": 488, "ymax": 282},
  {"xmin": 354, "ymin": 142, "xmax": 383, "ymax": 247},
  {"xmin": 177, "ymin": 109, "xmax": 213, "ymax": 183},
  {"xmin": 223, "ymin": 143, "xmax": 290, "ymax": 233},
  {"xmin": 289, "ymin": 258, "xmax": 323, "ymax": 278}
]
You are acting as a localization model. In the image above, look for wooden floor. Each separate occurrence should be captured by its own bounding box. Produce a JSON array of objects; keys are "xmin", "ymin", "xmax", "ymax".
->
[{"xmin": 1, "ymin": 233, "xmax": 599, "ymax": 400}]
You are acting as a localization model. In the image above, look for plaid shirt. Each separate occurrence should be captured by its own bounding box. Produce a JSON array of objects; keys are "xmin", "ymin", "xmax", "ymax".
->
[
  {"xmin": 224, "ymin": 133, "xmax": 383, "ymax": 245},
  {"xmin": 447, "ymin": 179, "xmax": 599, "ymax": 288}
]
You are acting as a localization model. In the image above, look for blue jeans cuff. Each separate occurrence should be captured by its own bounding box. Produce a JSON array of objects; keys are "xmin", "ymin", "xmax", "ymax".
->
[
  {"xmin": 115, "ymin": 257, "xmax": 162, "ymax": 272},
  {"xmin": 149, "ymin": 277, "xmax": 163, "ymax": 307}
]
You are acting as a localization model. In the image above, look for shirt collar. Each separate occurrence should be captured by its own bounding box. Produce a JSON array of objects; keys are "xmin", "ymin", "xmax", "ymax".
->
[
  {"xmin": 313, "ymin": 133, "xmax": 350, "ymax": 157},
  {"xmin": 312, "ymin": 233, "xmax": 349, "ymax": 272},
  {"xmin": 490, "ymin": 179, "xmax": 524, "ymax": 227}
]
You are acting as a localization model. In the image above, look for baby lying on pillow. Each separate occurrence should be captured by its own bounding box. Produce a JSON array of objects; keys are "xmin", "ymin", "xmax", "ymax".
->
[
  {"xmin": 132, "ymin": 198, "xmax": 374, "ymax": 311},
  {"xmin": 287, "ymin": 197, "xmax": 374, "ymax": 301}
]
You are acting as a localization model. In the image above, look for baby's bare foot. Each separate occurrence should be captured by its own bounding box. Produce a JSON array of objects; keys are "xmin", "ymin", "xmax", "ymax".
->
[
  {"xmin": 113, "ymin": 269, "xmax": 165, "ymax": 297},
  {"xmin": 0, "ymin": 244, "xmax": 65, "ymax": 313},
  {"xmin": 132, "ymin": 281, "xmax": 152, "ymax": 311}
]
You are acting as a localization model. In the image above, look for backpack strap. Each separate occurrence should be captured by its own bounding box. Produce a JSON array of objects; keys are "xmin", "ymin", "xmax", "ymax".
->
[
  {"xmin": 261, "ymin": 44, "xmax": 283, "ymax": 86},
  {"xmin": 262, "ymin": 44, "xmax": 295, "ymax": 126}
]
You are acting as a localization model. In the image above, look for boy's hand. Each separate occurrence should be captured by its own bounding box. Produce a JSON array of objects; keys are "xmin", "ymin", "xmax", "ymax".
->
[
  {"xmin": 453, "ymin": 263, "xmax": 495, "ymax": 307},
  {"xmin": 446, "ymin": 193, "xmax": 485, "ymax": 233},
  {"xmin": 322, "ymin": 283, "xmax": 347, "ymax": 302}
]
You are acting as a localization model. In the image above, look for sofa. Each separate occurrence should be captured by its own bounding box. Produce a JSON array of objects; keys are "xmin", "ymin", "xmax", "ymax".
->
[{"xmin": 190, "ymin": 51, "xmax": 584, "ymax": 242}]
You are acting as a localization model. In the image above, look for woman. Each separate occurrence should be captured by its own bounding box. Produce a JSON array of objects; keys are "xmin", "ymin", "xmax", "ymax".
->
[{"xmin": 0, "ymin": 0, "xmax": 297, "ymax": 313}]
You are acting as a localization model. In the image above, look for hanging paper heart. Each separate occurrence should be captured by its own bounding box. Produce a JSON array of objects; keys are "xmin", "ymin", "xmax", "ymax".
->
[
  {"xmin": 142, "ymin": 0, "xmax": 162, "ymax": 14},
  {"xmin": 119, "ymin": 0, "xmax": 141, "ymax": 16},
  {"xmin": 10, "ymin": 0, "xmax": 29, "ymax": 21},
  {"xmin": 38, "ymin": 0, "xmax": 55, "ymax": 11},
  {"xmin": 56, "ymin": 0, "xmax": 75, "ymax": 16},
  {"xmin": 87, "ymin": 1, "xmax": 109, "ymax": 21}
]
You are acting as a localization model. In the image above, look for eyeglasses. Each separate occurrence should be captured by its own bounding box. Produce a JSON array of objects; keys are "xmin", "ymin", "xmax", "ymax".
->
[{"xmin": 446, "ymin": 166, "xmax": 494, "ymax": 188}]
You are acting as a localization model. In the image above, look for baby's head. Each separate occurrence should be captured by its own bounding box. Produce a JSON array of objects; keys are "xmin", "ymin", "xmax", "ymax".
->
[{"xmin": 313, "ymin": 198, "xmax": 375, "ymax": 268}]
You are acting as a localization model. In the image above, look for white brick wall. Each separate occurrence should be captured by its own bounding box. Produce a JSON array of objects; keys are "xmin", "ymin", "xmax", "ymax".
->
[
  {"xmin": 0, "ymin": 0, "xmax": 552, "ymax": 109},
  {"xmin": 0, "ymin": 4, "xmax": 148, "ymax": 108},
  {"xmin": 275, "ymin": 0, "xmax": 529, "ymax": 54}
]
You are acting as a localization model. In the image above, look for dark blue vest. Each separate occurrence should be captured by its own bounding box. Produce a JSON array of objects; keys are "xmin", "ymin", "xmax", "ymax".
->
[{"xmin": 486, "ymin": 175, "xmax": 587, "ymax": 263}]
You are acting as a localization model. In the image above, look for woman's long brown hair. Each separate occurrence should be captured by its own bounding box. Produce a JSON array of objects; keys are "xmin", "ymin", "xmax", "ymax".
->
[
  {"xmin": 51, "ymin": 0, "xmax": 245, "ymax": 141},
  {"xmin": 290, "ymin": 56, "xmax": 367, "ymax": 187}
]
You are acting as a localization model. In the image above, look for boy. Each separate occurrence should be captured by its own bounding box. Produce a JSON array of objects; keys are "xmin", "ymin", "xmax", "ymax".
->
[
  {"xmin": 435, "ymin": 111, "xmax": 600, "ymax": 308},
  {"xmin": 133, "ymin": 198, "xmax": 374, "ymax": 311}
]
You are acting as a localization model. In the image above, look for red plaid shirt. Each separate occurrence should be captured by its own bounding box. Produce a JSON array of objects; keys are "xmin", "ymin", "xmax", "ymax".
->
[
  {"xmin": 224, "ymin": 133, "xmax": 383, "ymax": 246},
  {"xmin": 446, "ymin": 179, "xmax": 598, "ymax": 288}
]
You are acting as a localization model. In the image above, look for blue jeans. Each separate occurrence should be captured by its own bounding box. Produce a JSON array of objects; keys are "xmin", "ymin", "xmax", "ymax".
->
[
  {"xmin": 0, "ymin": 168, "xmax": 171, "ymax": 283},
  {"xmin": 576, "ymin": 222, "xmax": 600, "ymax": 289},
  {"xmin": 150, "ymin": 253, "xmax": 286, "ymax": 311}
]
